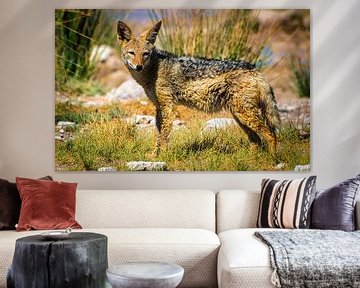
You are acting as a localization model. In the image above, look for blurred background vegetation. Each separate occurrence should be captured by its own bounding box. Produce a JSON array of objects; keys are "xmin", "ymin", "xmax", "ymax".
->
[
  {"xmin": 55, "ymin": 9, "xmax": 114, "ymax": 93},
  {"xmin": 55, "ymin": 9, "xmax": 310, "ymax": 98},
  {"xmin": 149, "ymin": 10, "xmax": 266, "ymax": 66}
]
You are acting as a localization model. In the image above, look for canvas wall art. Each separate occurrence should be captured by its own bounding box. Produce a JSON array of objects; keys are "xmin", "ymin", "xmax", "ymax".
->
[{"xmin": 55, "ymin": 9, "xmax": 310, "ymax": 171}]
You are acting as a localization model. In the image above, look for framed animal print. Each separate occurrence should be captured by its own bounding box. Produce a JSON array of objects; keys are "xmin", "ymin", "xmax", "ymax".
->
[{"xmin": 55, "ymin": 9, "xmax": 310, "ymax": 171}]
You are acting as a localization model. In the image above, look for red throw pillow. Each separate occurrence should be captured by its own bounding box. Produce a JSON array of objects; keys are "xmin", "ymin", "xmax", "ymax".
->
[
  {"xmin": 0, "ymin": 176, "xmax": 53, "ymax": 230},
  {"xmin": 16, "ymin": 177, "xmax": 82, "ymax": 231}
]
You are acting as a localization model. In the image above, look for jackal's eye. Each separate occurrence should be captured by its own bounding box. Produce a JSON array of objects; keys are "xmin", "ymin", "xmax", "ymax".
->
[
  {"xmin": 143, "ymin": 51, "xmax": 150, "ymax": 57},
  {"xmin": 127, "ymin": 51, "xmax": 135, "ymax": 56}
]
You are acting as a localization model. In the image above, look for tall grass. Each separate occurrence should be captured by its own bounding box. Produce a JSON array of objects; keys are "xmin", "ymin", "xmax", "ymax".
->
[
  {"xmin": 289, "ymin": 54, "xmax": 310, "ymax": 98},
  {"xmin": 55, "ymin": 9, "xmax": 114, "ymax": 90},
  {"xmin": 149, "ymin": 9, "xmax": 268, "ymax": 66}
]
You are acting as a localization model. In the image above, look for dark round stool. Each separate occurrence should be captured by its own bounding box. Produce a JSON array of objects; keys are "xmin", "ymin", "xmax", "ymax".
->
[{"xmin": 7, "ymin": 232, "xmax": 108, "ymax": 288}]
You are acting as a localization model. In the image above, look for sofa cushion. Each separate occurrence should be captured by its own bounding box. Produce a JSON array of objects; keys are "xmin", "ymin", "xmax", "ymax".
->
[
  {"xmin": 0, "ymin": 179, "xmax": 20, "ymax": 230},
  {"xmin": 0, "ymin": 176, "xmax": 52, "ymax": 230},
  {"xmin": 257, "ymin": 176, "xmax": 317, "ymax": 229},
  {"xmin": 16, "ymin": 177, "xmax": 81, "ymax": 231},
  {"xmin": 217, "ymin": 228, "xmax": 279, "ymax": 288},
  {"xmin": 0, "ymin": 228, "xmax": 219, "ymax": 288},
  {"xmin": 216, "ymin": 190, "xmax": 260, "ymax": 233},
  {"xmin": 76, "ymin": 190, "xmax": 216, "ymax": 231},
  {"xmin": 311, "ymin": 174, "xmax": 360, "ymax": 231}
]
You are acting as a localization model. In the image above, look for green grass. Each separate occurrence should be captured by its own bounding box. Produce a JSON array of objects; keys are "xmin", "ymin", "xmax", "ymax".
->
[
  {"xmin": 55, "ymin": 9, "xmax": 114, "ymax": 91},
  {"xmin": 289, "ymin": 54, "xmax": 310, "ymax": 98},
  {"xmin": 55, "ymin": 115, "xmax": 310, "ymax": 171},
  {"xmin": 60, "ymin": 78, "xmax": 107, "ymax": 96},
  {"xmin": 55, "ymin": 102, "xmax": 125, "ymax": 125}
]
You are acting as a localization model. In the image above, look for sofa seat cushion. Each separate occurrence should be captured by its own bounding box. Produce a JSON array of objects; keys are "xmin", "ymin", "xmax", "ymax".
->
[
  {"xmin": 0, "ymin": 228, "xmax": 219, "ymax": 288},
  {"xmin": 218, "ymin": 228, "xmax": 283, "ymax": 288},
  {"xmin": 102, "ymin": 228, "xmax": 220, "ymax": 288}
]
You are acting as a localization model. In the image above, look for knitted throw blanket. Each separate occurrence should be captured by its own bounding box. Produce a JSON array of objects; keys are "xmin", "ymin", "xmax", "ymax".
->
[{"xmin": 255, "ymin": 230, "xmax": 360, "ymax": 288}]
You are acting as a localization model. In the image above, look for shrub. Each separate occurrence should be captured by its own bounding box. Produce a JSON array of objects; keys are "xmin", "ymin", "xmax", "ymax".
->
[
  {"xmin": 149, "ymin": 9, "xmax": 268, "ymax": 66},
  {"xmin": 289, "ymin": 54, "xmax": 310, "ymax": 98}
]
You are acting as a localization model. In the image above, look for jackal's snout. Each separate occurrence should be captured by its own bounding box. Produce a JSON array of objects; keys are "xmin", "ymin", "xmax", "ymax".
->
[{"xmin": 135, "ymin": 65, "xmax": 143, "ymax": 72}]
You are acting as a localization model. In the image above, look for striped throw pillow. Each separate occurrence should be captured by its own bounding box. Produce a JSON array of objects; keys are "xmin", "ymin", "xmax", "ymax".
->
[{"xmin": 257, "ymin": 176, "xmax": 317, "ymax": 229}]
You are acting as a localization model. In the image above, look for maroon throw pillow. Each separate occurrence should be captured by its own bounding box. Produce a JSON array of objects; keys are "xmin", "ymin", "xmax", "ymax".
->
[
  {"xmin": 0, "ymin": 176, "xmax": 53, "ymax": 230},
  {"xmin": 16, "ymin": 177, "xmax": 82, "ymax": 231},
  {"xmin": 0, "ymin": 179, "xmax": 20, "ymax": 230}
]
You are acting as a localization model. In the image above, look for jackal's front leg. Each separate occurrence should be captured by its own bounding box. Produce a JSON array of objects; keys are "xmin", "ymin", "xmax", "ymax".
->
[{"xmin": 153, "ymin": 104, "xmax": 174, "ymax": 156}]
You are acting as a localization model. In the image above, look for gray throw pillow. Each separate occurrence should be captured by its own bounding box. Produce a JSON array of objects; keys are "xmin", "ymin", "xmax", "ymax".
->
[{"xmin": 311, "ymin": 174, "xmax": 360, "ymax": 231}]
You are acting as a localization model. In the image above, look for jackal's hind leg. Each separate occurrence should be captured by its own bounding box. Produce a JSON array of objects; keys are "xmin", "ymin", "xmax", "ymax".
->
[
  {"xmin": 153, "ymin": 104, "xmax": 174, "ymax": 156},
  {"xmin": 231, "ymin": 111, "xmax": 277, "ymax": 155},
  {"xmin": 231, "ymin": 113, "xmax": 262, "ymax": 148}
]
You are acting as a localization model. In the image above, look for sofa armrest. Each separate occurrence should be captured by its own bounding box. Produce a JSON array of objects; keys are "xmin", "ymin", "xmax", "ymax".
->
[{"xmin": 356, "ymin": 200, "xmax": 360, "ymax": 230}]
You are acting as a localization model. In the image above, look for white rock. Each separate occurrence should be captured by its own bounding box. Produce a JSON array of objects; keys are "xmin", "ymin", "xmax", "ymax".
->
[
  {"xmin": 278, "ymin": 104, "xmax": 297, "ymax": 113},
  {"xmin": 203, "ymin": 118, "xmax": 236, "ymax": 130},
  {"xmin": 276, "ymin": 163, "xmax": 286, "ymax": 170},
  {"xmin": 172, "ymin": 120, "xmax": 187, "ymax": 131},
  {"xmin": 304, "ymin": 116, "xmax": 311, "ymax": 126},
  {"xmin": 126, "ymin": 161, "xmax": 167, "ymax": 171},
  {"xmin": 106, "ymin": 79, "xmax": 145, "ymax": 102},
  {"xmin": 98, "ymin": 167, "xmax": 117, "ymax": 171},
  {"xmin": 294, "ymin": 164, "xmax": 311, "ymax": 172},
  {"xmin": 57, "ymin": 121, "xmax": 76, "ymax": 128},
  {"xmin": 90, "ymin": 45, "xmax": 114, "ymax": 63},
  {"xmin": 150, "ymin": 118, "xmax": 157, "ymax": 126},
  {"xmin": 127, "ymin": 115, "xmax": 156, "ymax": 125},
  {"xmin": 82, "ymin": 101, "xmax": 104, "ymax": 108},
  {"xmin": 139, "ymin": 101, "xmax": 149, "ymax": 106},
  {"xmin": 173, "ymin": 119, "xmax": 185, "ymax": 126},
  {"xmin": 137, "ymin": 124, "xmax": 156, "ymax": 130}
]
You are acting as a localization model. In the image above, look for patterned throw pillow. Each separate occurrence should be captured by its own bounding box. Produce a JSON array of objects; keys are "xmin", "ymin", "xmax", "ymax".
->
[{"xmin": 257, "ymin": 176, "xmax": 317, "ymax": 229}]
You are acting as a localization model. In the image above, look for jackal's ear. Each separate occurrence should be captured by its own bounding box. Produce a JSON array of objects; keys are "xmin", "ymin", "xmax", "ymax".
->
[
  {"xmin": 142, "ymin": 20, "xmax": 162, "ymax": 44},
  {"xmin": 117, "ymin": 21, "xmax": 132, "ymax": 42}
]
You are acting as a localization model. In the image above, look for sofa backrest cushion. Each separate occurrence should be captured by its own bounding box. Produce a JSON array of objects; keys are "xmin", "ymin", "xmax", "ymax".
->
[
  {"xmin": 217, "ymin": 190, "xmax": 360, "ymax": 232},
  {"xmin": 76, "ymin": 190, "xmax": 216, "ymax": 231},
  {"xmin": 216, "ymin": 190, "xmax": 260, "ymax": 233}
]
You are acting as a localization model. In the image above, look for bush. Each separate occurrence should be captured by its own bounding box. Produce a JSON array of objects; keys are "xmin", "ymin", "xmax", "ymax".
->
[
  {"xmin": 289, "ymin": 54, "xmax": 310, "ymax": 98},
  {"xmin": 149, "ymin": 9, "xmax": 268, "ymax": 66}
]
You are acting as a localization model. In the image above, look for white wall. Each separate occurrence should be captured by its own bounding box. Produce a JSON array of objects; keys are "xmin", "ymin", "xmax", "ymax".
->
[{"xmin": 0, "ymin": 0, "xmax": 359, "ymax": 190}]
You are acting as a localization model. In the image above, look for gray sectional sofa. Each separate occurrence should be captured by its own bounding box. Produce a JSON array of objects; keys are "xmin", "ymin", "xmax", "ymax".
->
[{"xmin": 0, "ymin": 189, "xmax": 359, "ymax": 288}]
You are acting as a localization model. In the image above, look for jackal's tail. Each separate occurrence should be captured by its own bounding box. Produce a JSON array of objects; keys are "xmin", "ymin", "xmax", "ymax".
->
[{"xmin": 262, "ymin": 86, "xmax": 280, "ymax": 134}]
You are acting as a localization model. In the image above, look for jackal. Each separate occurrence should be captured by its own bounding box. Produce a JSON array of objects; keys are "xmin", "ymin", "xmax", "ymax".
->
[{"xmin": 117, "ymin": 20, "xmax": 280, "ymax": 155}]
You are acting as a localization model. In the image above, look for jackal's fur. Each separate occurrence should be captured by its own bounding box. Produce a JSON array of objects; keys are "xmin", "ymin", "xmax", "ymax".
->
[{"xmin": 117, "ymin": 20, "xmax": 280, "ymax": 155}]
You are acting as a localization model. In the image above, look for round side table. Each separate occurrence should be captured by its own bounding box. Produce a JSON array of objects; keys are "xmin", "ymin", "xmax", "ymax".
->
[
  {"xmin": 7, "ymin": 232, "xmax": 108, "ymax": 288},
  {"xmin": 106, "ymin": 262, "xmax": 184, "ymax": 288}
]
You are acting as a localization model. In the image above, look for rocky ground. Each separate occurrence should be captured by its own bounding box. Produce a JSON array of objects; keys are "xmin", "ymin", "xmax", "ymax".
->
[
  {"xmin": 55, "ymin": 77, "xmax": 310, "ymax": 171},
  {"xmin": 56, "ymin": 75, "xmax": 310, "ymax": 142}
]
